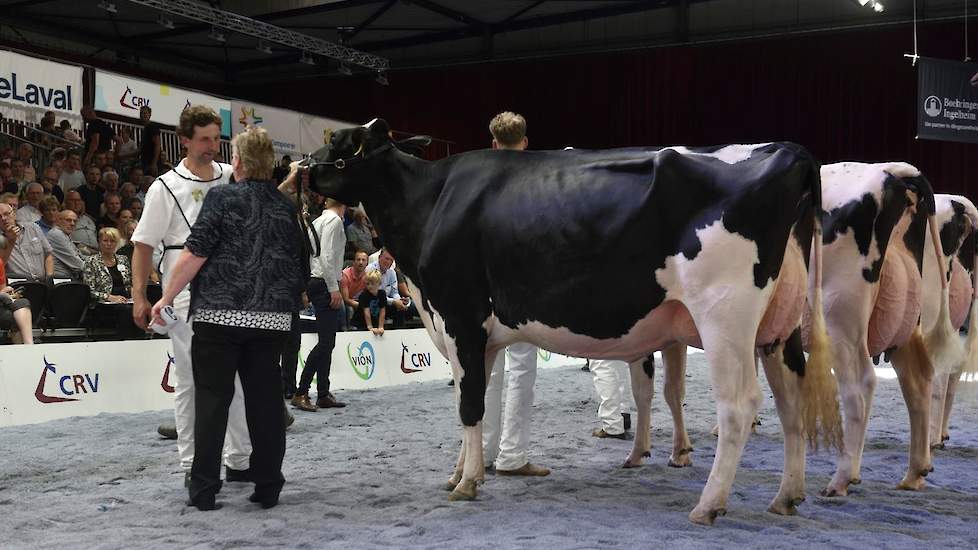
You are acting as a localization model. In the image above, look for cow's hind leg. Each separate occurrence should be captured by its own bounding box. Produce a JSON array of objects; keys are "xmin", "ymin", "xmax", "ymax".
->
[
  {"xmin": 929, "ymin": 371, "xmax": 950, "ymax": 450},
  {"xmin": 624, "ymin": 355, "xmax": 654, "ymax": 468},
  {"xmin": 760, "ymin": 331, "xmax": 806, "ymax": 516},
  {"xmin": 941, "ymin": 371, "xmax": 962, "ymax": 443},
  {"xmin": 890, "ymin": 330, "xmax": 935, "ymax": 491},
  {"xmin": 689, "ymin": 321, "xmax": 764, "ymax": 525},
  {"xmin": 442, "ymin": 328, "xmax": 491, "ymax": 501},
  {"xmin": 662, "ymin": 343, "xmax": 694, "ymax": 467},
  {"xmin": 823, "ymin": 341, "xmax": 874, "ymax": 497}
]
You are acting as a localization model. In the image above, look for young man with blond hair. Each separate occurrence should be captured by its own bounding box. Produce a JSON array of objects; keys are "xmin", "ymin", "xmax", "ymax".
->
[
  {"xmin": 482, "ymin": 111, "xmax": 550, "ymax": 477},
  {"xmin": 131, "ymin": 105, "xmax": 252, "ymax": 486}
]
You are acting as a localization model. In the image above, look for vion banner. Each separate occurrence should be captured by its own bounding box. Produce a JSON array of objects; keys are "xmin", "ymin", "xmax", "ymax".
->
[
  {"xmin": 94, "ymin": 70, "xmax": 231, "ymax": 135},
  {"xmin": 0, "ymin": 50, "xmax": 81, "ymax": 117},
  {"xmin": 917, "ymin": 57, "xmax": 978, "ymax": 144}
]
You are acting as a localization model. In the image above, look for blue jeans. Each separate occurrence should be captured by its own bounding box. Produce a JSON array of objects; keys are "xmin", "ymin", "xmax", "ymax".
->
[{"xmin": 297, "ymin": 278, "xmax": 338, "ymax": 397}]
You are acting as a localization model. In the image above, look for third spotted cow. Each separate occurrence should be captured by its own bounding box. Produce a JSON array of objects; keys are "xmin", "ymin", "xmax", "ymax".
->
[{"xmin": 304, "ymin": 120, "xmax": 841, "ymax": 525}]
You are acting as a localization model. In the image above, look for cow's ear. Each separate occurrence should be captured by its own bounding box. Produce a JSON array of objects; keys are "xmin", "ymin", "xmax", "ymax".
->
[{"xmin": 365, "ymin": 118, "xmax": 391, "ymax": 141}]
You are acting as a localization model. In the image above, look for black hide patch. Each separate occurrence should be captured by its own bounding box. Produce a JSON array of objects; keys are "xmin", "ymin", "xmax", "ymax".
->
[
  {"xmin": 941, "ymin": 200, "xmax": 969, "ymax": 258},
  {"xmin": 783, "ymin": 328, "xmax": 805, "ymax": 377}
]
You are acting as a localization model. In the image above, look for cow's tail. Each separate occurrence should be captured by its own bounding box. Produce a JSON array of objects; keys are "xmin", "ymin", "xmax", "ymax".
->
[
  {"xmin": 801, "ymin": 164, "xmax": 844, "ymax": 453},
  {"xmin": 963, "ymin": 239, "xmax": 978, "ymax": 380},
  {"xmin": 924, "ymin": 214, "xmax": 966, "ymax": 375}
]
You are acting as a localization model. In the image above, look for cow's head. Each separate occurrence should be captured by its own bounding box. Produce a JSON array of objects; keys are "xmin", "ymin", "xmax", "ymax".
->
[{"xmin": 305, "ymin": 118, "xmax": 395, "ymax": 205}]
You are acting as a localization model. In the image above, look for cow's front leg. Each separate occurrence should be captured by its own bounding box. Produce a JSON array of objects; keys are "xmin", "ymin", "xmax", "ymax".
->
[
  {"xmin": 445, "ymin": 328, "xmax": 490, "ymax": 502},
  {"xmin": 759, "ymin": 334, "xmax": 806, "ymax": 516},
  {"xmin": 662, "ymin": 343, "xmax": 694, "ymax": 467},
  {"xmin": 890, "ymin": 332, "xmax": 935, "ymax": 491},
  {"xmin": 624, "ymin": 355, "xmax": 654, "ymax": 468}
]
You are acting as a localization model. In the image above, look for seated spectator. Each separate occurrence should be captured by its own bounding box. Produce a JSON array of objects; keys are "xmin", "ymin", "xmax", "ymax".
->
[
  {"xmin": 35, "ymin": 196, "xmax": 60, "ymax": 234},
  {"xmin": 16, "ymin": 143, "xmax": 34, "ymax": 169},
  {"xmin": 340, "ymin": 250, "xmax": 369, "ymax": 328},
  {"xmin": 64, "ymin": 190, "xmax": 98, "ymax": 254},
  {"xmin": 0, "ymin": 273, "xmax": 34, "ymax": 345},
  {"xmin": 350, "ymin": 270, "xmax": 385, "ymax": 334},
  {"xmin": 124, "ymin": 196, "xmax": 143, "ymax": 220},
  {"xmin": 114, "ymin": 127, "xmax": 138, "ymax": 175},
  {"xmin": 101, "ymin": 170, "xmax": 120, "ymax": 195},
  {"xmin": 117, "ymin": 219, "xmax": 137, "ymax": 262},
  {"xmin": 59, "ymin": 120, "xmax": 83, "ymax": 144},
  {"xmin": 0, "ymin": 201, "xmax": 52, "ymax": 282},
  {"xmin": 58, "ymin": 151, "xmax": 85, "ymax": 193},
  {"xmin": 78, "ymin": 166, "xmax": 104, "ymax": 219},
  {"xmin": 83, "ymin": 227, "xmax": 139, "ymax": 339},
  {"xmin": 39, "ymin": 166, "xmax": 64, "ymax": 203},
  {"xmin": 49, "ymin": 209, "xmax": 84, "ymax": 280},
  {"xmin": 10, "ymin": 159, "xmax": 29, "ymax": 190},
  {"xmin": 346, "ymin": 208, "xmax": 379, "ymax": 256},
  {"xmin": 119, "ymin": 182, "xmax": 137, "ymax": 204},
  {"xmin": 104, "ymin": 151, "xmax": 116, "ymax": 172},
  {"xmin": 17, "ymin": 183, "xmax": 44, "ymax": 224},
  {"xmin": 0, "ymin": 192, "xmax": 17, "ymax": 209},
  {"xmin": 0, "ymin": 160, "xmax": 15, "ymax": 194},
  {"xmin": 98, "ymin": 193, "xmax": 123, "ymax": 229},
  {"xmin": 365, "ymin": 248, "xmax": 410, "ymax": 328}
]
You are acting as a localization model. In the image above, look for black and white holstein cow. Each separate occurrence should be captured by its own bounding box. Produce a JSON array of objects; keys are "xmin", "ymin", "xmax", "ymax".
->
[
  {"xmin": 927, "ymin": 195, "xmax": 978, "ymax": 450},
  {"xmin": 660, "ymin": 162, "xmax": 954, "ymax": 496},
  {"xmin": 304, "ymin": 119, "xmax": 842, "ymax": 525}
]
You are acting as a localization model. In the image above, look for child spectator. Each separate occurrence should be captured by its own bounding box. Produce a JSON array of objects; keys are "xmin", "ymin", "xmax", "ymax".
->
[{"xmin": 352, "ymin": 269, "xmax": 386, "ymax": 335}]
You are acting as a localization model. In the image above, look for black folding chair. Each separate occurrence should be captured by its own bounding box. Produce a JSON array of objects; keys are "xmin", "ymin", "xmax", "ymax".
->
[
  {"xmin": 10, "ymin": 280, "xmax": 48, "ymax": 328},
  {"xmin": 49, "ymin": 282, "xmax": 90, "ymax": 328}
]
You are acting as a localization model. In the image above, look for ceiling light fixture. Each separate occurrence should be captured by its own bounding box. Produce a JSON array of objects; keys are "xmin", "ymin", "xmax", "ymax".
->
[{"xmin": 156, "ymin": 13, "xmax": 174, "ymax": 29}]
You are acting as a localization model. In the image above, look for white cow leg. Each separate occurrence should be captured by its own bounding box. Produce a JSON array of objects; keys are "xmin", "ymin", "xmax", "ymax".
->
[
  {"xmin": 824, "ymin": 343, "xmax": 874, "ymax": 497},
  {"xmin": 690, "ymin": 331, "xmax": 763, "ymax": 525},
  {"xmin": 891, "ymin": 340, "xmax": 935, "ymax": 491},
  {"xmin": 662, "ymin": 343, "xmax": 693, "ymax": 467},
  {"xmin": 623, "ymin": 356, "xmax": 654, "ymax": 468},
  {"xmin": 929, "ymin": 372, "xmax": 950, "ymax": 449},
  {"xmin": 759, "ymin": 345, "xmax": 806, "ymax": 516},
  {"xmin": 941, "ymin": 371, "xmax": 962, "ymax": 443},
  {"xmin": 448, "ymin": 424, "xmax": 485, "ymax": 501}
]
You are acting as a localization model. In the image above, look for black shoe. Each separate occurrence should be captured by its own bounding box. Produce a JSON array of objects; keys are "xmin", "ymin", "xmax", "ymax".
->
[
  {"xmin": 622, "ymin": 412, "xmax": 631, "ymax": 431},
  {"xmin": 158, "ymin": 424, "xmax": 177, "ymax": 440},
  {"xmin": 447, "ymin": 379, "xmax": 455, "ymax": 386},
  {"xmin": 248, "ymin": 492, "xmax": 279, "ymax": 509},
  {"xmin": 226, "ymin": 467, "xmax": 251, "ymax": 482},
  {"xmin": 186, "ymin": 497, "xmax": 221, "ymax": 511}
]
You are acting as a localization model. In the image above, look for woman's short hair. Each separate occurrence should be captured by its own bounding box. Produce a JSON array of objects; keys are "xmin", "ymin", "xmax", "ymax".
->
[
  {"xmin": 98, "ymin": 227, "xmax": 123, "ymax": 251},
  {"xmin": 364, "ymin": 269, "xmax": 382, "ymax": 286},
  {"xmin": 231, "ymin": 126, "xmax": 275, "ymax": 181},
  {"xmin": 39, "ymin": 196, "xmax": 60, "ymax": 213}
]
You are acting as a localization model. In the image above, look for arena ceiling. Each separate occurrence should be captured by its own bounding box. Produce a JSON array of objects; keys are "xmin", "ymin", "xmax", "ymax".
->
[{"xmin": 0, "ymin": 0, "xmax": 972, "ymax": 86}]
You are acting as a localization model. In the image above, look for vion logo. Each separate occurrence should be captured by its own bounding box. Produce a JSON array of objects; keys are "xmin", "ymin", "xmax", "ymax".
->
[
  {"xmin": 347, "ymin": 341, "xmax": 376, "ymax": 380},
  {"xmin": 0, "ymin": 73, "xmax": 73, "ymax": 110},
  {"xmin": 399, "ymin": 342, "xmax": 432, "ymax": 374},
  {"xmin": 35, "ymin": 356, "xmax": 100, "ymax": 404},
  {"xmin": 161, "ymin": 352, "xmax": 175, "ymax": 393},
  {"xmin": 119, "ymin": 86, "xmax": 150, "ymax": 110}
]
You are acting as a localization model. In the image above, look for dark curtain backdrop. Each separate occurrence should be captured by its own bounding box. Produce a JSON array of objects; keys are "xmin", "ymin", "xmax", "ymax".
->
[{"xmin": 245, "ymin": 21, "xmax": 978, "ymax": 197}]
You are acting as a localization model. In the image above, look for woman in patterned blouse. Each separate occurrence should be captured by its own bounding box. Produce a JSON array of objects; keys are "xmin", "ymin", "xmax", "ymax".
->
[{"xmin": 150, "ymin": 126, "xmax": 305, "ymax": 512}]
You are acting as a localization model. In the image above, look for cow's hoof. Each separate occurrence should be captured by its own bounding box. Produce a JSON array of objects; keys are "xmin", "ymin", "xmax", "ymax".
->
[
  {"xmin": 622, "ymin": 450, "xmax": 651, "ymax": 469},
  {"xmin": 820, "ymin": 484, "xmax": 848, "ymax": 498},
  {"xmin": 668, "ymin": 456, "xmax": 692, "ymax": 468},
  {"xmin": 896, "ymin": 476, "xmax": 926, "ymax": 491},
  {"xmin": 930, "ymin": 442, "xmax": 945, "ymax": 451},
  {"xmin": 850, "ymin": 478, "xmax": 862, "ymax": 485},
  {"xmin": 689, "ymin": 506, "xmax": 725, "ymax": 526},
  {"xmin": 942, "ymin": 433, "xmax": 950, "ymax": 442},
  {"xmin": 768, "ymin": 496, "xmax": 804, "ymax": 516},
  {"xmin": 921, "ymin": 466, "xmax": 933, "ymax": 477},
  {"xmin": 448, "ymin": 480, "xmax": 478, "ymax": 501}
]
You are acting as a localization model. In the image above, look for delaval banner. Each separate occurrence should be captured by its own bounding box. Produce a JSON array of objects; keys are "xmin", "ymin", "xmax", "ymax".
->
[
  {"xmin": 93, "ymin": 70, "xmax": 232, "ymax": 135},
  {"xmin": 230, "ymin": 100, "xmax": 302, "ymax": 158},
  {"xmin": 917, "ymin": 57, "xmax": 978, "ymax": 144},
  {"xmin": 0, "ymin": 50, "xmax": 82, "ymax": 119}
]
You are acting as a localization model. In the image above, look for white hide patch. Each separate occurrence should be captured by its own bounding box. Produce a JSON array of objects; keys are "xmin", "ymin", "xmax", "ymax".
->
[
  {"xmin": 667, "ymin": 143, "xmax": 771, "ymax": 165},
  {"xmin": 821, "ymin": 162, "xmax": 920, "ymax": 210},
  {"xmin": 486, "ymin": 218, "xmax": 766, "ymax": 360}
]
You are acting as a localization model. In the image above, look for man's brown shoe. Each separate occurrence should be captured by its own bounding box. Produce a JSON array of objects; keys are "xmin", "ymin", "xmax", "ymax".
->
[
  {"xmin": 316, "ymin": 392, "xmax": 347, "ymax": 408},
  {"xmin": 291, "ymin": 394, "xmax": 317, "ymax": 412},
  {"xmin": 592, "ymin": 428, "xmax": 629, "ymax": 440},
  {"xmin": 496, "ymin": 463, "xmax": 550, "ymax": 476}
]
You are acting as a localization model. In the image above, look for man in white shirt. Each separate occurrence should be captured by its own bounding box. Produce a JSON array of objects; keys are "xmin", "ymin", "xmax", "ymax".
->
[
  {"xmin": 482, "ymin": 112, "xmax": 549, "ymax": 477},
  {"xmin": 366, "ymin": 248, "xmax": 412, "ymax": 328},
  {"xmin": 16, "ymin": 183, "xmax": 44, "ymax": 224},
  {"xmin": 130, "ymin": 105, "xmax": 251, "ymax": 487},
  {"xmin": 292, "ymin": 197, "xmax": 348, "ymax": 411},
  {"xmin": 58, "ymin": 151, "xmax": 86, "ymax": 193}
]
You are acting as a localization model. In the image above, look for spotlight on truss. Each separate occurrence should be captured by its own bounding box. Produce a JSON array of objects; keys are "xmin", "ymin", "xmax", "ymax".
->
[
  {"xmin": 852, "ymin": 0, "xmax": 884, "ymax": 12},
  {"xmin": 299, "ymin": 52, "xmax": 316, "ymax": 65},
  {"xmin": 375, "ymin": 71, "xmax": 388, "ymax": 86},
  {"xmin": 256, "ymin": 39, "xmax": 273, "ymax": 54},
  {"xmin": 208, "ymin": 26, "xmax": 226, "ymax": 43},
  {"xmin": 337, "ymin": 63, "xmax": 352, "ymax": 76},
  {"xmin": 98, "ymin": 1, "xmax": 118, "ymax": 13},
  {"xmin": 156, "ymin": 14, "xmax": 174, "ymax": 29}
]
